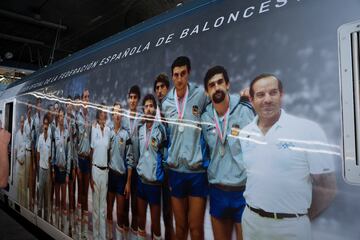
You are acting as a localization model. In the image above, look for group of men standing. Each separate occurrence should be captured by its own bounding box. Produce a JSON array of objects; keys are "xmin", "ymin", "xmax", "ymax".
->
[
  {"xmin": 14, "ymin": 97, "xmax": 80, "ymax": 233},
  {"xmin": 14, "ymin": 55, "xmax": 337, "ymax": 240}
]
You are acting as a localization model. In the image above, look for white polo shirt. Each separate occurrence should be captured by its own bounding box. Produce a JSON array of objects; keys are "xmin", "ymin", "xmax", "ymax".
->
[
  {"xmin": 24, "ymin": 117, "xmax": 34, "ymax": 150},
  {"xmin": 15, "ymin": 129, "xmax": 26, "ymax": 161},
  {"xmin": 91, "ymin": 123, "xmax": 111, "ymax": 167},
  {"xmin": 240, "ymin": 110, "xmax": 335, "ymax": 214},
  {"xmin": 37, "ymin": 132, "xmax": 52, "ymax": 169}
]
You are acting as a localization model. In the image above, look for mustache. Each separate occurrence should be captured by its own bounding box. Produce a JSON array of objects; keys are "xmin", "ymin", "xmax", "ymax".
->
[
  {"xmin": 212, "ymin": 90, "xmax": 226, "ymax": 103},
  {"xmin": 213, "ymin": 90, "xmax": 224, "ymax": 96}
]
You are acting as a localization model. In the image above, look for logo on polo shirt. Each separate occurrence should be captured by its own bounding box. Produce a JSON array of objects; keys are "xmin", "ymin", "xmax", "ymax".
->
[{"xmin": 276, "ymin": 141, "xmax": 295, "ymax": 150}]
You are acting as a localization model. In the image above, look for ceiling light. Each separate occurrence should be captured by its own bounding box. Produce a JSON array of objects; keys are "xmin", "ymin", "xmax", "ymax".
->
[{"xmin": 4, "ymin": 52, "xmax": 13, "ymax": 59}]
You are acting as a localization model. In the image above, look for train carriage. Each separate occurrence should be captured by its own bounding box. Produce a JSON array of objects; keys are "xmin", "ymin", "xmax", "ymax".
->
[{"xmin": 1, "ymin": 0, "xmax": 360, "ymax": 239}]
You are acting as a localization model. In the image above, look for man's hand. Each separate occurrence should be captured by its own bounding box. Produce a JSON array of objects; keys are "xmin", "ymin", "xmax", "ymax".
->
[
  {"xmin": 90, "ymin": 175, "xmax": 95, "ymax": 192},
  {"xmin": 124, "ymin": 181, "xmax": 131, "ymax": 199},
  {"xmin": 309, "ymin": 172, "xmax": 337, "ymax": 220}
]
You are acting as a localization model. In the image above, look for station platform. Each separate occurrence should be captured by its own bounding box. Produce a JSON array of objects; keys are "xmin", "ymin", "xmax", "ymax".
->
[{"xmin": 0, "ymin": 203, "xmax": 51, "ymax": 240}]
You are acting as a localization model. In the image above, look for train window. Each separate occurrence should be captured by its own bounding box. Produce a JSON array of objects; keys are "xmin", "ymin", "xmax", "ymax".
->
[
  {"xmin": 338, "ymin": 20, "xmax": 360, "ymax": 184},
  {"xmin": 4, "ymin": 102, "xmax": 14, "ymax": 183}
]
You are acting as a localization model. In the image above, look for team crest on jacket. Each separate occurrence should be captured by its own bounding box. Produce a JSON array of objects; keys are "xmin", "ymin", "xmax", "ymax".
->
[
  {"xmin": 151, "ymin": 137, "xmax": 157, "ymax": 147},
  {"xmin": 231, "ymin": 124, "xmax": 240, "ymax": 136},
  {"xmin": 192, "ymin": 105, "xmax": 199, "ymax": 116}
]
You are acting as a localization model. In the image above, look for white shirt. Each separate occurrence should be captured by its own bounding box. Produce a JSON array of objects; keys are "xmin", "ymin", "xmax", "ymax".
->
[
  {"xmin": 33, "ymin": 112, "xmax": 42, "ymax": 139},
  {"xmin": 24, "ymin": 116, "xmax": 34, "ymax": 149},
  {"xmin": 15, "ymin": 129, "xmax": 26, "ymax": 161},
  {"xmin": 240, "ymin": 110, "xmax": 335, "ymax": 214},
  {"xmin": 37, "ymin": 132, "xmax": 52, "ymax": 169},
  {"xmin": 91, "ymin": 123, "xmax": 111, "ymax": 167}
]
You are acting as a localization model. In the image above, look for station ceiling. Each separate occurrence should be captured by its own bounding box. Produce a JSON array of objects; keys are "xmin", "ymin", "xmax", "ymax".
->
[{"xmin": 0, "ymin": 0, "xmax": 188, "ymax": 86}]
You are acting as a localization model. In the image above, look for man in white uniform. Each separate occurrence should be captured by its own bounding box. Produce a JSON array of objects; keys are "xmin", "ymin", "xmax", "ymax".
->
[
  {"xmin": 24, "ymin": 102, "xmax": 35, "ymax": 211},
  {"xmin": 37, "ymin": 115, "xmax": 52, "ymax": 221},
  {"xmin": 90, "ymin": 106, "xmax": 111, "ymax": 240},
  {"xmin": 240, "ymin": 74, "xmax": 337, "ymax": 240},
  {"xmin": 15, "ymin": 115, "xmax": 27, "ymax": 205}
]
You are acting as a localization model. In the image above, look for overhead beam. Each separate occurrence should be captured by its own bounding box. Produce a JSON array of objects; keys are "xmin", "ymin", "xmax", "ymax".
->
[
  {"xmin": 0, "ymin": 33, "xmax": 45, "ymax": 46},
  {"xmin": 0, "ymin": 9, "xmax": 67, "ymax": 30}
]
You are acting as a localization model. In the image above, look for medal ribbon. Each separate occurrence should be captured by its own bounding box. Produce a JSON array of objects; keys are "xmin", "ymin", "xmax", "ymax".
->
[
  {"xmin": 174, "ymin": 86, "xmax": 189, "ymax": 121},
  {"xmin": 213, "ymin": 107, "xmax": 230, "ymax": 144},
  {"xmin": 144, "ymin": 124, "xmax": 154, "ymax": 151},
  {"xmin": 129, "ymin": 112, "xmax": 138, "ymax": 135}
]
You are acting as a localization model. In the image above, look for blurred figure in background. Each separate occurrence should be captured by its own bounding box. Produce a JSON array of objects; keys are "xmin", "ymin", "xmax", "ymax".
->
[{"xmin": 15, "ymin": 115, "xmax": 27, "ymax": 205}]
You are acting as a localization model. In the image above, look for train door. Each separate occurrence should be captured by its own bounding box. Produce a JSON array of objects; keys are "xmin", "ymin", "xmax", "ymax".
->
[
  {"xmin": 339, "ymin": 20, "xmax": 360, "ymax": 185},
  {"xmin": 3, "ymin": 99, "xmax": 15, "ymax": 191}
]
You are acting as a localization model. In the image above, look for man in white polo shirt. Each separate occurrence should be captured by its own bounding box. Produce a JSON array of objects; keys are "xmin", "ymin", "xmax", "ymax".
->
[
  {"xmin": 240, "ymin": 74, "xmax": 337, "ymax": 240},
  {"xmin": 37, "ymin": 115, "xmax": 52, "ymax": 221},
  {"xmin": 90, "ymin": 106, "xmax": 111, "ymax": 240},
  {"xmin": 24, "ymin": 102, "xmax": 35, "ymax": 211},
  {"xmin": 15, "ymin": 115, "xmax": 26, "ymax": 205}
]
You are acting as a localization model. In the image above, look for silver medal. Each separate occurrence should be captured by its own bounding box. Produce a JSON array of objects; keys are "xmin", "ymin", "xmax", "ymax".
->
[
  {"xmin": 144, "ymin": 151, "xmax": 149, "ymax": 157},
  {"xmin": 179, "ymin": 125, "xmax": 184, "ymax": 133}
]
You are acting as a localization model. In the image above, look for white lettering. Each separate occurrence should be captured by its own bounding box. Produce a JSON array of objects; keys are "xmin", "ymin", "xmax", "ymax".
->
[
  {"xmin": 180, "ymin": 28, "xmax": 189, "ymax": 39},
  {"xmin": 129, "ymin": 47, "xmax": 137, "ymax": 55},
  {"xmin": 202, "ymin": 21, "xmax": 210, "ymax": 31},
  {"xmin": 156, "ymin": 37, "xmax": 165, "ymax": 47},
  {"xmin": 259, "ymin": 0, "xmax": 271, "ymax": 14},
  {"xmin": 243, "ymin": 6, "xmax": 255, "ymax": 18},
  {"xmin": 143, "ymin": 41, "xmax": 151, "ymax": 51},
  {"xmin": 275, "ymin": 0, "xmax": 288, "ymax": 8},
  {"xmin": 109, "ymin": 54, "xmax": 117, "ymax": 63},
  {"xmin": 165, "ymin": 33, "xmax": 174, "ymax": 43},
  {"xmin": 115, "ymin": 52, "xmax": 122, "ymax": 61},
  {"xmin": 122, "ymin": 48, "xmax": 131, "ymax": 58},
  {"xmin": 214, "ymin": 16, "xmax": 225, "ymax": 28},
  {"xmin": 99, "ymin": 57, "xmax": 108, "ymax": 66},
  {"xmin": 228, "ymin": 11, "xmax": 240, "ymax": 23},
  {"xmin": 190, "ymin": 25, "xmax": 199, "ymax": 35}
]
